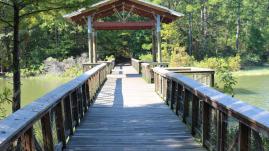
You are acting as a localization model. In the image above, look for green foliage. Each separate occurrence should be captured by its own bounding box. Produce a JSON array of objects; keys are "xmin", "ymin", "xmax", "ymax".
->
[
  {"xmin": 105, "ymin": 55, "xmax": 115, "ymax": 61},
  {"xmin": 169, "ymin": 47, "xmax": 194, "ymax": 67},
  {"xmin": 217, "ymin": 65, "xmax": 237, "ymax": 95},
  {"xmin": 62, "ymin": 66, "xmax": 83, "ymax": 78},
  {"xmin": 241, "ymin": 26, "xmax": 267, "ymax": 65},
  {"xmin": 195, "ymin": 56, "xmax": 239, "ymax": 94},
  {"xmin": 0, "ymin": 87, "xmax": 12, "ymax": 119},
  {"xmin": 195, "ymin": 56, "xmax": 241, "ymax": 72},
  {"xmin": 139, "ymin": 54, "xmax": 153, "ymax": 62}
]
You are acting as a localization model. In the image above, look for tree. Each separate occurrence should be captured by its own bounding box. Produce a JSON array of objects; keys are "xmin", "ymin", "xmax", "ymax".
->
[{"xmin": 0, "ymin": 0, "xmax": 91, "ymax": 112}]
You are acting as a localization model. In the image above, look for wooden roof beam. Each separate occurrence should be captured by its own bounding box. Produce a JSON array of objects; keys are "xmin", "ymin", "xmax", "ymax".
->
[{"xmin": 93, "ymin": 21, "xmax": 155, "ymax": 30}]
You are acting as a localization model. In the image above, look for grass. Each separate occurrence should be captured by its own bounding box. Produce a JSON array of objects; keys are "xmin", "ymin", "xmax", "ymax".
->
[{"xmin": 233, "ymin": 66, "xmax": 269, "ymax": 76}]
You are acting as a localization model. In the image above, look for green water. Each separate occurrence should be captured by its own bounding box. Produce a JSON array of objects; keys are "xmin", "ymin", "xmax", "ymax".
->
[
  {"xmin": 234, "ymin": 75, "xmax": 269, "ymax": 111},
  {"xmin": 0, "ymin": 76, "xmax": 71, "ymax": 114}
]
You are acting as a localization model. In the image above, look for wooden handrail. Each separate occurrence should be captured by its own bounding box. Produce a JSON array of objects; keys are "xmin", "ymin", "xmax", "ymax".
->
[
  {"xmin": 153, "ymin": 67, "xmax": 269, "ymax": 151},
  {"xmin": 0, "ymin": 61, "xmax": 114, "ymax": 151}
]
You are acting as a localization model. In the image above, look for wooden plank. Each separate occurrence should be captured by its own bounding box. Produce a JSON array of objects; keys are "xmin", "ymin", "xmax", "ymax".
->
[{"xmin": 65, "ymin": 65, "xmax": 205, "ymax": 151}]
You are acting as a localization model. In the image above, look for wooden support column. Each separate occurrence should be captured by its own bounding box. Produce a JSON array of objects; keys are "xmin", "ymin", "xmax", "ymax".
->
[
  {"xmin": 152, "ymin": 28, "xmax": 157, "ymax": 62},
  {"xmin": 92, "ymin": 29, "xmax": 97, "ymax": 63},
  {"xmin": 156, "ymin": 15, "xmax": 162, "ymax": 63},
  {"xmin": 87, "ymin": 16, "xmax": 93, "ymax": 63}
]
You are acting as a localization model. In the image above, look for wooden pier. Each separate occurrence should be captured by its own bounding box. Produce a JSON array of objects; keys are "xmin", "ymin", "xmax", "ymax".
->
[{"xmin": 64, "ymin": 65, "xmax": 205, "ymax": 151}]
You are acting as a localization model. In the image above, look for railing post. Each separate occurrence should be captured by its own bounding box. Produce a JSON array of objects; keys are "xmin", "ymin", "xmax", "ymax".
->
[
  {"xmin": 182, "ymin": 88, "xmax": 189, "ymax": 123},
  {"xmin": 21, "ymin": 127, "xmax": 35, "ymax": 151},
  {"xmin": 82, "ymin": 83, "xmax": 88, "ymax": 111},
  {"xmin": 175, "ymin": 83, "xmax": 180, "ymax": 115},
  {"xmin": 210, "ymin": 73, "xmax": 215, "ymax": 87},
  {"xmin": 55, "ymin": 101, "xmax": 66, "ymax": 148},
  {"xmin": 77, "ymin": 87, "xmax": 84, "ymax": 118},
  {"xmin": 202, "ymin": 101, "xmax": 210, "ymax": 148},
  {"xmin": 166, "ymin": 79, "xmax": 172, "ymax": 106},
  {"xmin": 239, "ymin": 123, "xmax": 250, "ymax": 151},
  {"xmin": 170, "ymin": 81, "xmax": 176, "ymax": 110},
  {"xmin": 41, "ymin": 112, "xmax": 54, "ymax": 151},
  {"xmin": 191, "ymin": 94, "xmax": 199, "ymax": 135},
  {"xmin": 64, "ymin": 96, "xmax": 74, "ymax": 135},
  {"xmin": 217, "ymin": 111, "xmax": 227, "ymax": 151},
  {"xmin": 71, "ymin": 91, "xmax": 79, "ymax": 126}
]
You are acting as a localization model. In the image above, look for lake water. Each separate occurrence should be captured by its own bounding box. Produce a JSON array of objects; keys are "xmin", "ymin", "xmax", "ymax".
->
[
  {"xmin": 234, "ymin": 75, "xmax": 269, "ymax": 111},
  {"xmin": 0, "ymin": 76, "xmax": 71, "ymax": 114},
  {"xmin": 0, "ymin": 74, "xmax": 269, "ymax": 116}
]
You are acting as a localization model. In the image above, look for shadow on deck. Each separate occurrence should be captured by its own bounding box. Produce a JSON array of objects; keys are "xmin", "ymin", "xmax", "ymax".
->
[{"xmin": 64, "ymin": 65, "xmax": 205, "ymax": 151}]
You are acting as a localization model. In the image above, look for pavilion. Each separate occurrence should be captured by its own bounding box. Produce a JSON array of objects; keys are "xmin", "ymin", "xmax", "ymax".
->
[{"xmin": 64, "ymin": 0, "xmax": 184, "ymax": 63}]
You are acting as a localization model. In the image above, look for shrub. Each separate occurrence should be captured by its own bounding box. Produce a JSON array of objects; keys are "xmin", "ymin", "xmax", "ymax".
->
[
  {"xmin": 0, "ymin": 87, "xmax": 12, "ymax": 119},
  {"xmin": 217, "ymin": 65, "xmax": 237, "ymax": 95},
  {"xmin": 195, "ymin": 55, "xmax": 241, "ymax": 72},
  {"xmin": 227, "ymin": 55, "xmax": 241, "ymax": 71},
  {"xmin": 169, "ymin": 47, "xmax": 194, "ymax": 67},
  {"xmin": 195, "ymin": 56, "xmax": 239, "ymax": 94}
]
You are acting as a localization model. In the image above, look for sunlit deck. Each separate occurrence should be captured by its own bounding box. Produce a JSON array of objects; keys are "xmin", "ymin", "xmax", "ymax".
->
[{"xmin": 64, "ymin": 65, "xmax": 205, "ymax": 151}]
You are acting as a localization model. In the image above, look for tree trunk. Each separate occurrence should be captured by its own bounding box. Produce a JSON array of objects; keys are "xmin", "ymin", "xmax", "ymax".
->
[
  {"xmin": 188, "ymin": 11, "xmax": 193, "ymax": 55},
  {"xmin": 12, "ymin": 3, "xmax": 21, "ymax": 112},
  {"xmin": 236, "ymin": 0, "xmax": 241, "ymax": 51},
  {"xmin": 200, "ymin": 0, "xmax": 208, "ymax": 53}
]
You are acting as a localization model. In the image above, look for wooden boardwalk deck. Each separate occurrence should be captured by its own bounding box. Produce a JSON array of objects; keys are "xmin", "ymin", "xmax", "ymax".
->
[{"xmin": 64, "ymin": 65, "xmax": 205, "ymax": 151}]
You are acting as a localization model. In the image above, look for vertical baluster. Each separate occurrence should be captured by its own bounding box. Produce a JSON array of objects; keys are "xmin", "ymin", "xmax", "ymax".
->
[
  {"xmin": 175, "ymin": 83, "xmax": 180, "ymax": 115},
  {"xmin": 21, "ymin": 127, "xmax": 35, "ymax": 151},
  {"xmin": 82, "ymin": 83, "xmax": 89, "ymax": 111},
  {"xmin": 202, "ymin": 101, "xmax": 210, "ymax": 148},
  {"xmin": 77, "ymin": 87, "xmax": 84, "ymax": 118},
  {"xmin": 166, "ymin": 79, "xmax": 172, "ymax": 105},
  {"xmin": 217, "ymin": 111, "xmax": 227, "ymax": 151},
  {"xmin": 55, "ymin": 101, "xmax": 66, "ymax": 148},
  {"xmin": 64, "ymin": 95, "xmax": 74, "ymax": 135},
  {"xmin": 192, "ymin": 94, "xmax": 199, "ymax": 135},
  {"xmin": 182, "ymin": 88, "xmax": 189, "ymax": 123},
  {"xmin": 170, "ymin": 81, "xmax": 175, "ymax": 109},
  {"xmin": 41, "ymin": 112, "xmax": 54, "ymax": 151},
  {"xmin": 239, "ymin": 123, "xmax": 250, "ymax": 151},
  {"xmin": 71, "ymin": 91, "xmax": 79, "ymax": 126}
]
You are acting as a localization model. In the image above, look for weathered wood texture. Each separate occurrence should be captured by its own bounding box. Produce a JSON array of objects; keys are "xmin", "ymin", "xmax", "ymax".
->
[
  {"xmin": 65, "ymin": 65, "xmax": 205, "ymax": 151},
  {"xmin": 0, "ymin": 60, "xmax": 115, "ymax": 151},
  {"xmin": 153, "ymin": 67, "xmax": 269, "ymax": 151}
]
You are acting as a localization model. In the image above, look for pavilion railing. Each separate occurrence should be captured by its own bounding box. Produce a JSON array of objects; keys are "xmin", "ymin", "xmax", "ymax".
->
[
  {"xmin": 153, "ymin": 67, "xmax": 269, "ymax": 151},
  {"xmin": 0, "ymin": 61, "xmax": 114, "ymax": 151}
]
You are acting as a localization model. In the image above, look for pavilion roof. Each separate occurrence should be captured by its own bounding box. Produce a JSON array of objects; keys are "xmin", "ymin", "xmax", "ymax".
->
[{"xmin": 64, "ymin": 0, "xmax": 184, "ymax": 24}]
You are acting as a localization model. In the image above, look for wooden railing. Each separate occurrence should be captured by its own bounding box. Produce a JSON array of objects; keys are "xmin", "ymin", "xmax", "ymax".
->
[
  {"xmin": 131, "ymin": 58, "xmax": 148, "ymax": 74},
  {"xmin": 153, "ymin": 67, "xmax": 269, "ymax": 151},
  {"xmin": 0, "ymin": 61, "xmax": 114, "ymax": 151},
  {"xmin": 166, "ymin": 67, "xmax": 215, "ymax": 87},
  {"xmin": 141, "ymin": 62, "xmax": 169, "ymax": 83}
]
